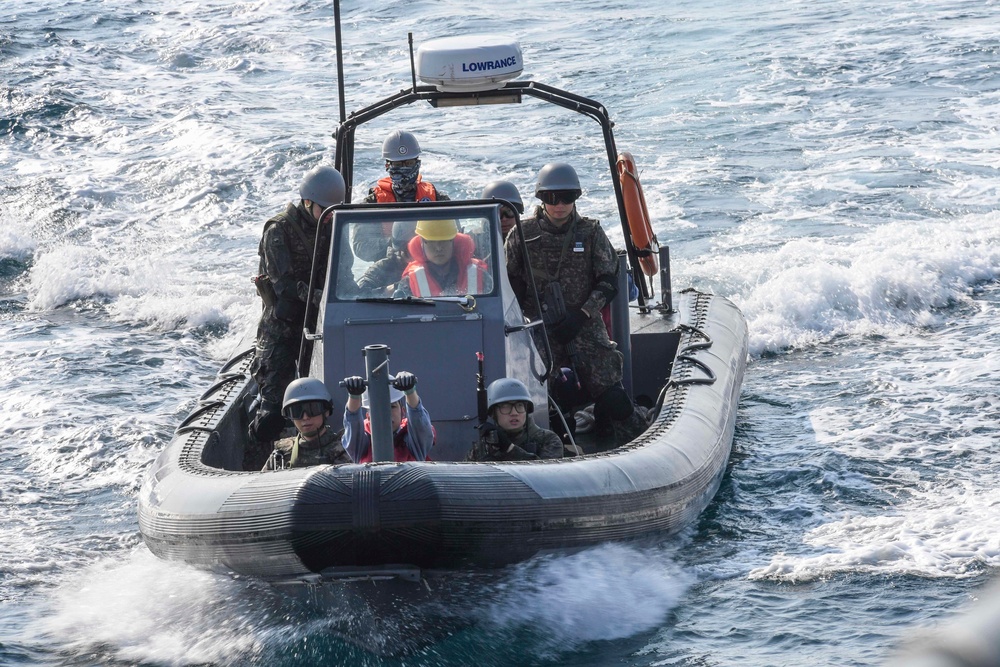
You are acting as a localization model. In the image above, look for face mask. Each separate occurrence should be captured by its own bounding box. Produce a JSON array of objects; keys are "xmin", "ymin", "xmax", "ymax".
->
[{"xmin": 387, "ymin": 161, "xmax": 420, "ymax": 196}]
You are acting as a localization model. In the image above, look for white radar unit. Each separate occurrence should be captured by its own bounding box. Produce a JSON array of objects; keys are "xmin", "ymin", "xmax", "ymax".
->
[{"xmin": 416, "ymin": 35, "xmax": 523, "ymax": 93}]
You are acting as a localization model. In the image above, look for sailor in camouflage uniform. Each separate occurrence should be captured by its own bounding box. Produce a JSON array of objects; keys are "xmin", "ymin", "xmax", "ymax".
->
[
  {"xmin": 356, "ymin": 221, "xmax": 416, "ymax": 296},
  {"xmin": 505, "ymin": 163, "xmax": 648, "ymax": 447},
  {"xmin": 248, "ymin": 166, "xmax": 346, "ymax": 461},
  {"xmin": 352, "ymin": 130, "xmax": 449, "ymax": 262},
  {"xmin": 469, "ymin": 378, "xmax": 563, "ymax": 461},
  {"xmin": 263, "ymin": 378, "xmax": 352, "ymax": 471}
]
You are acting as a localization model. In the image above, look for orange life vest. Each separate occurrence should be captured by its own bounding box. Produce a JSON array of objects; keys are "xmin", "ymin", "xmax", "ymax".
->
[
  {"xmin": 373, "ymin": 177, "xmax": 438, "ymax": 203},
  {"xmin": 402, "ymin": 233, "xmax": 487, "ymax": 297},
  {"xmin": 372, "ymin": 177, "xmax": 440, "ymax": 240}
]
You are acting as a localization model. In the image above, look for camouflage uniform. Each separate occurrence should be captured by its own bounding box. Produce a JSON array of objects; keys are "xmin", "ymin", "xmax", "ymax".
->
[
  {"xmin": 250, "ymin": 202, "xmax": 331, "ymax": 438},
  {"xmin": 356, "ymin": 250, "xmax": 409, "ymax": 295},
  {"xmin": 264, "ymin": 426, "xmax": 352, "ymax": 470},
  {"xmin": 505, "ymin": 205, "xmax": 623, "ymax": 398},
  {"xmin": 469, "ymin": 415, "xmax": 564, "ymax": 461},
  {"xmin": 506, "ymin": 205, "xmax": 649, "ymax": 447}
]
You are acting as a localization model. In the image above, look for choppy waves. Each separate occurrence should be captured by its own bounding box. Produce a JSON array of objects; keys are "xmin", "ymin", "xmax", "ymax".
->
[{"xmin": 3, "ymin": 0, "xmax": 1000, "ymax": 665}]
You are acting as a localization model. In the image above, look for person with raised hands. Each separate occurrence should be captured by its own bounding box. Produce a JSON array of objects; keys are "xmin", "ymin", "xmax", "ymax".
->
[{"xmin": 340, "ymin": 371, "xmax": 435, "ymax": 463}]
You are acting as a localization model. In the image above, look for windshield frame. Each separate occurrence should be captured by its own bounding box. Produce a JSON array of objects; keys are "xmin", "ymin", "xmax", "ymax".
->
[{"xmin": 328, "ymin": 201, "xmax": 505, "ymax": 303}]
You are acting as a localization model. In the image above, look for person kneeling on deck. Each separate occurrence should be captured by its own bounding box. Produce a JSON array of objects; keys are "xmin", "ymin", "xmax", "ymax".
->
[
  {"xmin": 263, "ymin": 378, "xmax": 352, "ymax": 470},
  {"xmin": 469, "ymin": 378, "xmax": 563, "ymax": 462},
  {"xmin": 341, "ymin": 371, "xmax": 434, "ymax": 462},
  {"xmin": 395, "ymin": 219, "xmax": 492, "ymax": 297}
]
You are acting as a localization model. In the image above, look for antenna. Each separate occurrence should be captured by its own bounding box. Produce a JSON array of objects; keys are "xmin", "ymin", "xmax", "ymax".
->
[
  {"xmin": 408, "ymin": 32, "xmax": 418, "ymax": 91},
  {"xmin": 334, "ymin": 0, "xmax": 346, "ymax": 124}
]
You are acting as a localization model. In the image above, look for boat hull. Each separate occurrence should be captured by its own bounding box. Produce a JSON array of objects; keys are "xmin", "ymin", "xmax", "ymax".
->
[{"xmin": 138, "ymin": 289, "xmax": 747, "ymax": 578}]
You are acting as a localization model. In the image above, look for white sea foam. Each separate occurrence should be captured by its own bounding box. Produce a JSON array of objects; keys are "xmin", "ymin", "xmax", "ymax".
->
[
  {"xmin": 749, "ymin": 299, "xmax": 1000, "ymax": 582},
  {"xmin": 749, "ymin": 480, "xmax": 1000, "ymax": 582},
  {"xmin": 0, "ymin": 225, "xmax": 37, "ymax": 261},
  {"xmin": 34, "ymin": 551, "xmax": 273, "ymax": 666},
  {"xmin": 694, "ymin": 212, "xmax": 1000, "ymax": 356},
  {"xmin": 481, "ymin": 543, "xmax": 692, "ymax": 645}
]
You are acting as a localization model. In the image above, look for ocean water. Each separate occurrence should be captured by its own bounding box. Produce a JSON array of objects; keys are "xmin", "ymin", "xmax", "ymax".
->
[{"xmin": 2, "ymin": 0, "xmax": 1000, "ymax": 665}]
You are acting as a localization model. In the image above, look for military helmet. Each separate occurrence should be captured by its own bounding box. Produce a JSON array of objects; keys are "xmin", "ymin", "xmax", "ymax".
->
[
  {"xmin": 482, "ymin": 180, "xmax": 524, "ymax": 214},
  {"xmin": 299, "ymin": 166, "xmax": 345, "ymax": 208},
  {"xmin": 382, "ymin": 130, "xmax": 421, "ymax": 161},
  {"xmin": 534, "ymin": 162, "xmax": 581, "ymax": 196},
  {"xmin": 391, "ymin": 220, "xmax": 419, "ymax": 250},
  {"xmin": 282, "ymin": 377, "xmax": 333, "ymax": 416},
  {"xmin": 486, "ymin": 377, "xmax": 534, "ymax": 413},
  {"xmin": 415, "ymin": 219, "xmax": 458, "ymax": 241}
]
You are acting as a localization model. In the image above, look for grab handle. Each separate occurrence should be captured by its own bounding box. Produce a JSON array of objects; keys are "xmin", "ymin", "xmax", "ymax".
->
[
  {"xmin": 676, "ymin": 324, "xmax": 713, "ymax": 354},
  {"xmin": 175, "ymin": 401, "xmax": 224, "ymax": 434},
  {"xmin": 670, "ymin": 354, "xmax": 716, "ymax": 386}
]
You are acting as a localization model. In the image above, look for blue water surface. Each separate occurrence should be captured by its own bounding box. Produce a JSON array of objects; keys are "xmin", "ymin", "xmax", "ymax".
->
[{"xmin": 2, "ymin": 0, "xmax": 1000, "ymax": 665}]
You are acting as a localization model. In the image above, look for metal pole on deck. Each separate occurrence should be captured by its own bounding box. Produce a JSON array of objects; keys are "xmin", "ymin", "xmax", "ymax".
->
[
  {"xmin": 612, "ymin": 253, "xmax": 633, "ymax": 399},
  {"xmin": 364, "ymin": 345, "xmax": 395, "ymax": 462},
  {"xmin": 659, "ymin": 246, "xmax": 673, "ymax": 313}
]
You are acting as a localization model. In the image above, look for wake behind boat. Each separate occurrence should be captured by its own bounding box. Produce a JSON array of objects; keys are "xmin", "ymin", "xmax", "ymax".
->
[{"xmin": 137, "ymin": 31, "xmax": 749, "ymax": 582}]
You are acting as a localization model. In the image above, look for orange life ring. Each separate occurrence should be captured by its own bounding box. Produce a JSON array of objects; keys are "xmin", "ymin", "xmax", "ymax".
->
[{"xmin": 616, "ymin": 151, "xmax": 659, "ymax": 277}]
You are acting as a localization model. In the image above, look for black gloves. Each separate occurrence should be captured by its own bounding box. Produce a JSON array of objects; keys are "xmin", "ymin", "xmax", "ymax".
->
[
  {"xmin": 344, "ymin": 373, "xmax": 416, "ymax": 398},
  {"xmin": 552, "ymin": 309, "xmax": 588, "ymax": 344},
  {"xmin": 478, "ymin": 419, "xmax": 509, "ymax": 451},
  {"xmin": 393, "ymin": 371, "xmax": 418, "ymax": 394},
  {"xmin": 249, "ymin": 407, "xmax": 286, "ymax": 444},
  {"xmin": 343, "ymin": 376, "xmax": 366, "ymax": 397}
]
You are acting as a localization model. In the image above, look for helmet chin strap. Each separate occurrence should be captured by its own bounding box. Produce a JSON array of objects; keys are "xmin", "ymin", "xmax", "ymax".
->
[{"xmin": 300, "ymin": 424, "xmax": 326, "ymax": 440}]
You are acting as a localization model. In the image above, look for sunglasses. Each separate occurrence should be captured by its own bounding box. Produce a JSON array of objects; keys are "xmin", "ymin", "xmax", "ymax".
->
[
  {"xmin": 497, "ymin": 401, "xmax": 528, "ymax": 415},
  {"xmin": 387, "ymin": 158, "xmax": 420, "ymax": 168},
  {"xmin": 285, "ymin": 400, "xmax": 329, "ymax": 420},
  {"xmin": 538, "ymin": 190, "xmax": 580, "ymax": 206},
  {"xmin": 500, "ymin": 207, "xmax": 516, "ymax": 219}
]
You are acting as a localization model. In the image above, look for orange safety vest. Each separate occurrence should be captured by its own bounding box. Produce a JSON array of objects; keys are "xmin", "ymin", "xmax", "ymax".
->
[
  {"xmin": 373, "ymin": 177, "xmax": 438, "ymax": 203},
  {"xmin": 372, "ymin": 177, "xmax": 439, "ymax": 240},
  {"xmin": 402, "ymin": 233, "xmax": 487, "ymax": 297}
]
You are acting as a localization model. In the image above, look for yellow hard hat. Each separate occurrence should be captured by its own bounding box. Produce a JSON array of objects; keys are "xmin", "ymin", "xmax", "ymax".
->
[{"xmin": 414, "ymin": 219, "xmax": 458, "ymax": 241}]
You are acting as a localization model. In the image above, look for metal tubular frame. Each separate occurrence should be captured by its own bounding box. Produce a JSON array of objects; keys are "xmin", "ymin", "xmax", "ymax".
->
[{"xmin": 331, "ymin": 81, "xmax": 651, "ymax": 308}]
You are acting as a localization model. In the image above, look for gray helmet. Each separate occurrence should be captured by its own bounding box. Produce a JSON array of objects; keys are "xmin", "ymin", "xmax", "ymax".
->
[
  {"xmin": 299, "ymin": 166, "xmax": 345, "ymax": 207},
  {"xmin": 534, "ymin": 162, "xmax": 581, "ymax": 196},
  {"xmin": 482, "ymin": 180, "xmax": 524, "ymax": 214},
  {"xmin": 282, "ymin": 377, "xmax": 333, "ymax": 416},
  {"xmin": 391, "ymin": 220, "xmax": 418, "ymax": 250},
  {"xmin": 486, "ymin": 378, "xmax": 534, "ymax": 413},
  {"xmin": 382, "ymin": 130, "xmax": 421, "ymax": 161}
]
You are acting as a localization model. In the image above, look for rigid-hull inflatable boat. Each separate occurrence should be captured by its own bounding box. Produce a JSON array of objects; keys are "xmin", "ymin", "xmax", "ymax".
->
[{"xmin": 138, "ymin": 32, "xmax": 749, "ymax": 582}]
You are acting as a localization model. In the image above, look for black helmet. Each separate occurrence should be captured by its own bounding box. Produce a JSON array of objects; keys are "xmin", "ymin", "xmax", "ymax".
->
[
  {"xmin": 299, "ymin": 166, "xmax": 345, "ymax": 207},
  {"xmin": 482, "ymin": 180, "xmax": 524, "ymax": 214},
  {"xmin": 534, "ymin": 163, "xmax": 581, "ymax": 197}
]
